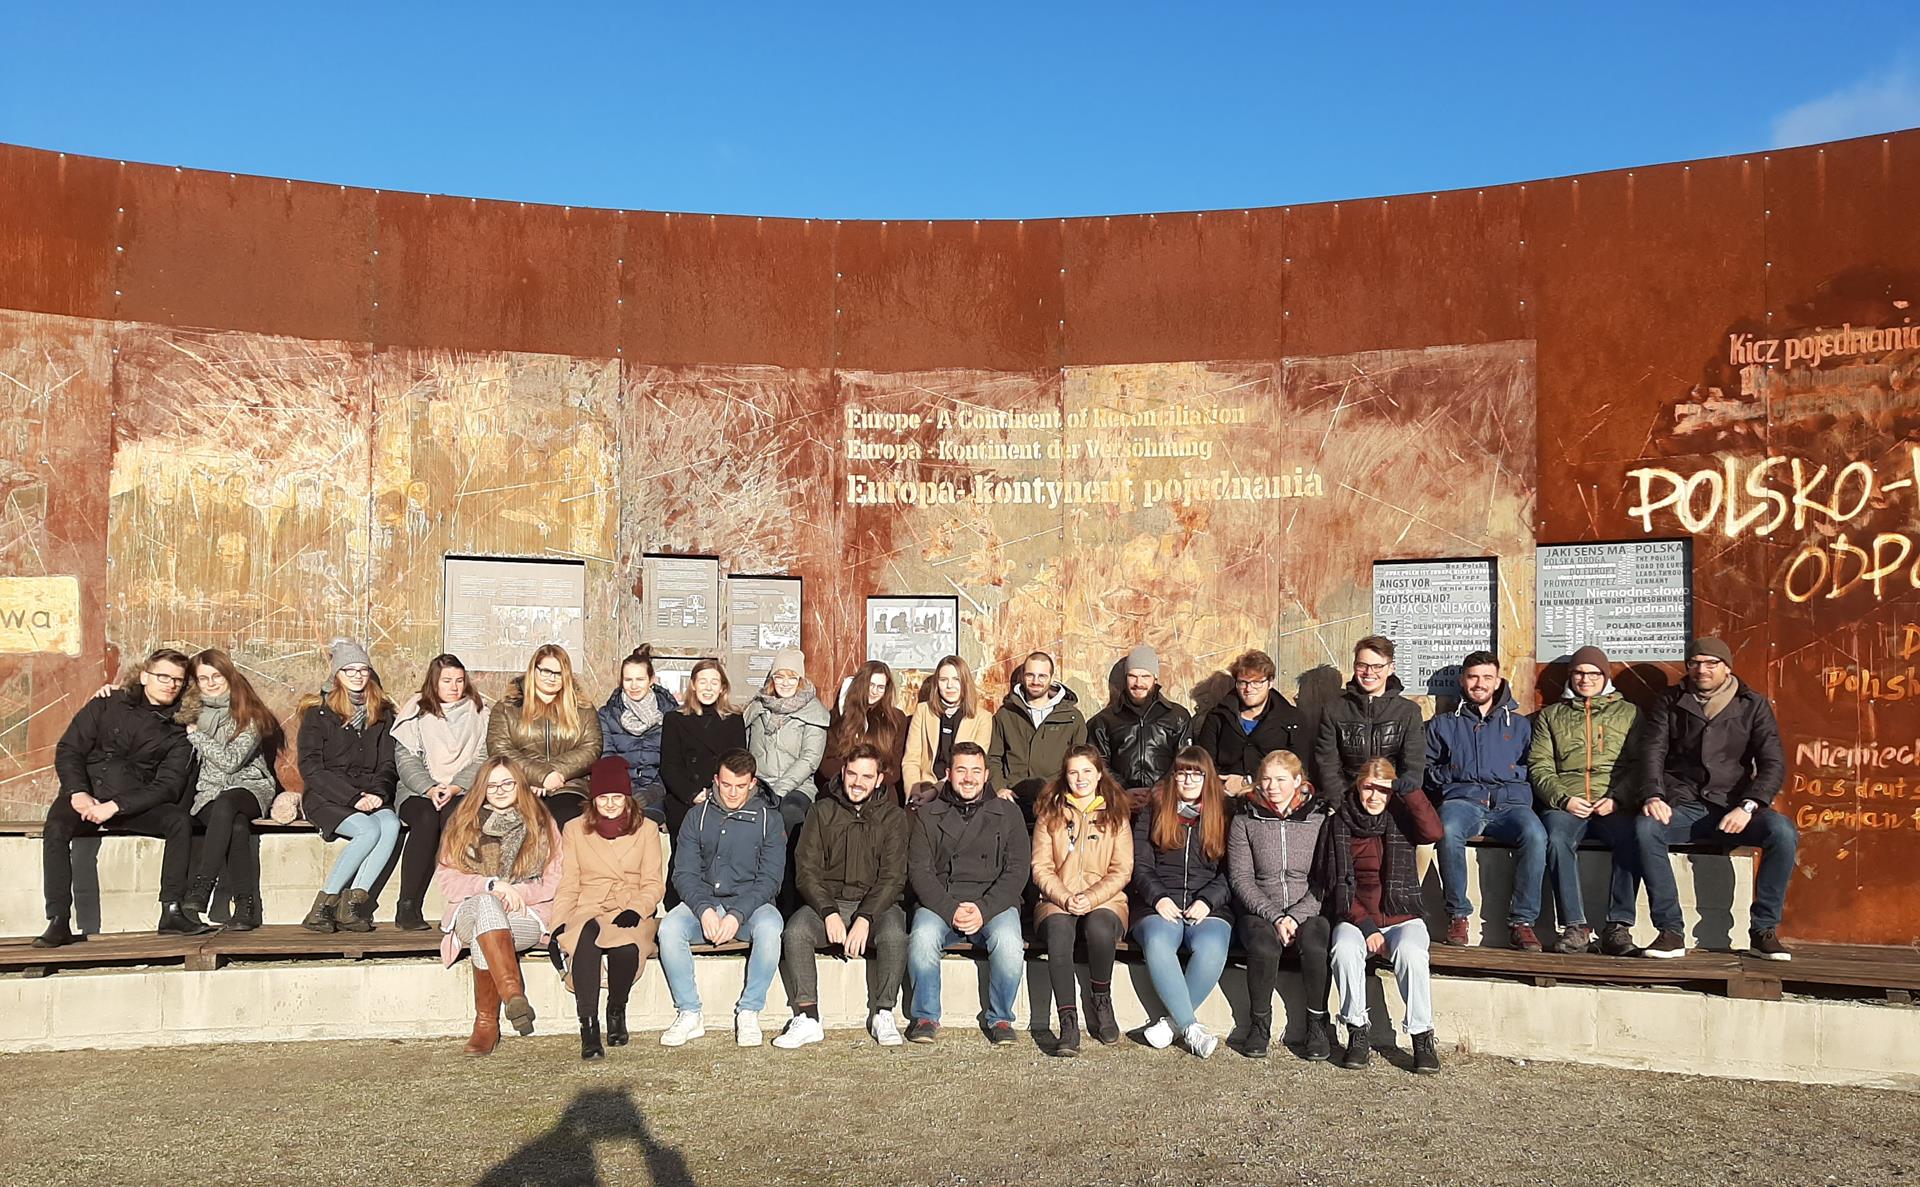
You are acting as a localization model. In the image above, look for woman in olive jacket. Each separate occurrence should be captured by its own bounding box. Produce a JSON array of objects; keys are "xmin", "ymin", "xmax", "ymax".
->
[
  {"xmin": 485, "ymin": 644, "xmax": 602, "ymax": 830},
  {"xmin": 1031, "ymin": 745, "xmax": 1134, "ymax": 1056}
]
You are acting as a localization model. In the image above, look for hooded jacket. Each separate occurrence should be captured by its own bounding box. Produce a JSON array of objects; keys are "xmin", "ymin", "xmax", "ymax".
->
[
  {"xmin": 907, "ymin": 785, "xmax": 1032, "ymax": 924},
  {"xmin": 1642, "ymin": 678, "xmax": 1785, "ymax": 810},
  {"xmin": 670, "ymin": 788, "xmax": 787, "ymax": 922},
  {"xmin": 1131, "ymin": 804, "xmax": 1231, "ymax": 915},
  {"xmin": 794, "ymin": 777, "xmax": 911, "ymax": 923},
  {"xmin": 597, "ymin": 684, "xmax": 679, "ymax": 803},
  {"xmin": 744, "ymin": 687, "xmax": 831, "ymax": 800},
  {"xmin": 1193, "ymin": 690, "xmax": 1305, "ymax": 782},
  {"xmin": 1088, "ymin": 688, "xmax": 1193, "ymax": 790},
  {"xmin": 486, "ymin": 679, "xmax": 603, "ymax": 795},
  {"xmin": 1423, "ymin": 681, "xmax": 1534, "ymax": 812},
  {"xmin": 296, "ymin": 699, "xmax": 398, "ymax": 840},
  {"xmin": 1313, "ymin": 675, "xmax": 1426, "ymax": 801},
  {"xmin": 53, "ymin": 686, "xmax": 195, "ymax": 818},
  {"xmin": 989, "ymin": 682, "xmax": 1088, "ymax": 792},
  {"xmin": 1227, "ymin": 794, "xmax": 1328, "ymax": 925},
  {"xmin": 1529, "ymin": 684, "xmax": 1640, "ymax": 809}
]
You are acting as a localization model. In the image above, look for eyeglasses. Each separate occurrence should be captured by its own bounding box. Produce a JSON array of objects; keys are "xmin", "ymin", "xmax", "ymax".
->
[
  {"xmin": 1174, "ymin": 770, "xmax": 1206, "ymax": 782},
  {"xmin": 1234, "ymin": 677, "xmax": 1270, "ymax": 689},
  {"xmin": 146, "ymin": 671, "xmax": 186, "ymax": 686},
  {"xmin": 535, "ymin": 666, "xmax": 565, "ymax": 678},
  {"xmin": 484, "ymin": 779, "xmax": 518, "ymax": 793},
  {"xmin": 339, "ymin": 665, "xmax": 372, "ymax": 676},
  {"xmin": 1354, "ymin": 662, "xmax": 1391, "ymax": 675},
  {"xmin": 1685, "ymin": 658, "xmax": 1725, "ymax": 669},
  {"xmin": 1358, "ymin": 783, "xmax": 1392, "ymax": 795},
  {"xmin": 1569, "ymin": 669, "xmax": 1605, "ymax": 680}
]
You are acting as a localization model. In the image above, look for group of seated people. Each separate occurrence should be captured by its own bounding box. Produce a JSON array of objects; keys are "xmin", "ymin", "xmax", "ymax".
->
[{"xmin": 34, "ymin": 629, "xmax": 1796, "ymax": 1069}]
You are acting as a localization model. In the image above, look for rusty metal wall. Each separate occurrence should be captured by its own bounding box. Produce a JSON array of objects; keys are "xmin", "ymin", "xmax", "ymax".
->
[{"xmin": 0, "ymin": 133, "xmax": 1914, "ymax": 943}]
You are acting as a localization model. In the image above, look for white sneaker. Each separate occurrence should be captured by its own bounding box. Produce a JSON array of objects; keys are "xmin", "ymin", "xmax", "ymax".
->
[
  {"xmin": 869, "ymin": 1011, "xmax": 903, "ymax": 1047},
  {"xmin": 1183, "ymin": 1022, "xmax": 1218, "ymax": 1059},
  {"xmin": 660, "ymin": 1010, "xmax": 705, "ymax": 1047},
  {"xmin": 736, "ymin": 1009, "xmax": 764, "ymax": 1047},
  {"xmin": 772, "ymin": 1014, "xmax": 824, "ymax": 1049},
  {"xmin": 1142, "ymin": 1016, "xmax": 1175, "ymax": 1049}
]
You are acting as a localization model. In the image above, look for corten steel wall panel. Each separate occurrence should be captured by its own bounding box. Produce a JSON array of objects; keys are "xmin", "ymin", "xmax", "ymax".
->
[
  {"xmin": 372, "ymin": 192, "xmax": 623, "ymax": 358},
  {"xmin": 1756, "ymin": 133, "xmax": 1920, "ymax": 944},
  {"xmin": 620, "ymin": 212, "xmax": 834, "ymax": 368},
  {"xmin": 367, "ymin": 348, "xmax": 623, "ymax": 698},
  {"xmin": 1283, "ymin": 187, "xmax": 1525, "ymax": 358},
  {"xmin": 832, "ymin": 218, "xmax": 1064, "ymax": 372},
  {"xmin": 0, "ymin": 311, "xmax": 114, "ymax": 818},
  {"xmin": 0, "ymin": 145, "xmax": 119, "ymax": 319},
  {"xmin": 115, "ymin": 165, "xmax": 376, "ymax": 343},
  {"xmin": 1060, "ymin": 207, "xmax": 1286, "ymax": 365}
]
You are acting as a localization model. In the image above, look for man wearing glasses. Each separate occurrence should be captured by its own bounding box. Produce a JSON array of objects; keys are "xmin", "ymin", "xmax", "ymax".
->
[
  {"xmin": 1314, "ymin": 636, "xmax": 1426, "ymax": 805},
  {"xmin": 1193, "ymin": 649, "xmax": 1302, "ymax": 796},
  {"xmin": 1636, "ymin": 637, "xmax": 1795, "ymax": 961},
  {"xmin": 37, "ymin": 648, "xmax": 214, "ymax": 946}
]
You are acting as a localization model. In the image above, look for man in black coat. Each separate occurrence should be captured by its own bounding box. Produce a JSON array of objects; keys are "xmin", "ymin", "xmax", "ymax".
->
[
  {"xmin": 1314, "ymin": 635, "xmax": 1426, "ymax": 803},
  {"xmin": 1193, "ymin": 648, "xmax": 1304, "ymax": 796},
  {"xmin": 38, "ymin": 648, "xmax": 213, "ymax": 946},
  {"xmin": 1636, "ymin": 637, "xmax": 1796, "ymax": 961},
  {"xmin": 1088, "ymin": 644, "xmax": 1192, "ymax": 791}
]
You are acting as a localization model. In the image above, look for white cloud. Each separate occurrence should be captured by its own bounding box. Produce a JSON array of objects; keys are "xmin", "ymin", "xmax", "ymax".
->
[{"xmin": 1773, "ymin": 57, "xmax": 1920, "ymax": 147}]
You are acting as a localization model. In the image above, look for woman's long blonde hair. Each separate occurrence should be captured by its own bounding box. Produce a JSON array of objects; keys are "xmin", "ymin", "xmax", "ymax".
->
[
  {"xmin": 437, "ymin": 757, "xmax": 555, "ymax": 880},
  {"xmin": 515, "ymin": 643, "xmax": 583, "ymax": 736}
]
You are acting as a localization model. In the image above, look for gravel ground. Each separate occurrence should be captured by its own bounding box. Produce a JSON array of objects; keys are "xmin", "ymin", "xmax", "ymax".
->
[{"xmin": 6, "ymin": 1028, "xmax": 1914, "ymax": 1187}]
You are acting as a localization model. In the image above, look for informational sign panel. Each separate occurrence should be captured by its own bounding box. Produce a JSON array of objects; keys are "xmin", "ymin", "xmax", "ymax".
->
[
  {"xmin": 866, "ymin": 595, "xmax": 961, "ymax": 673},
  {"xmin": 642, "ymin": 553, "xmax": 721, "ymax": 653},
  {"xmin": 0, "ymin": 575, "xmax": 83, "ymax": 656},
  {"xmin": 648, "ymin": 655, "xmax": 702, "ymax": 701},
  {"xmin": 726, "ymin": 574, "xmax": 803, "ymax": 692},
  {"xmin": 1371, "ymin": 557, "xmax": 1498, "ymax": 696},
  {"xmin": 1535, "ymin": 538, "xmax": 1692, "ymax": 663},
  {"xmin": 442, "ymin": 555, "xmax": 588, "ymax": 672}
]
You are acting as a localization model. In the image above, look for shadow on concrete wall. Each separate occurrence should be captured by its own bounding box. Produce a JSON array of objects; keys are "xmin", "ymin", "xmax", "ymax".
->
[{"xmin": 474, "ymin": 1086, "xmax": 693, "ymax": 1187}]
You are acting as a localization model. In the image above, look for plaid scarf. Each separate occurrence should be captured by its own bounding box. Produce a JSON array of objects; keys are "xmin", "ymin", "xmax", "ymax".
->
[{"xmin": 1310, "ymin": 794, "xmax": 1422, "ymax": 922}]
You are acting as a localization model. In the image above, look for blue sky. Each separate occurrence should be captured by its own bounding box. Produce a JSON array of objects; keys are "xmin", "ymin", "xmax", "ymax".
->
[{"xmin": 4, "ymin": 3, "xmax": 1919, "ymax": 219}]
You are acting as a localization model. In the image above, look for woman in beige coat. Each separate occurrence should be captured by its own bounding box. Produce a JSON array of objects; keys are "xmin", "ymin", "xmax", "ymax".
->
[
  {"xmin": 900, "ymin": 654, "xmax": 994, "ymax": 801},
  {"xmin": 1031, "ymin": 744, "xmax": 1135, "ymax": 1056},
  {"xmin": 551, "ymin": 757, "xmax": 665, "ymax": 1061}
]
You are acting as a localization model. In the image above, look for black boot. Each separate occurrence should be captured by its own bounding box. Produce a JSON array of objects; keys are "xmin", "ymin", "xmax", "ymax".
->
[
  {"xmin": 1340, "ymin": 1023, "xmax": 1372, "ymax": 1069},
  {"xmin": 1303, "ymin": 1012, "xmax": 1333, "ymax": 1062},
  {"xmin": 33, "ymin": 918, "xmax": 84, "ymax": 948},
  {"xmin": 336, "ymin": 888, "xmax": 374, "ymax": 933},
  {"xmin": 301, "ymin": 891, "xmax": 339, "ymax": 934},
  {"xmin": 1084, "ymin": 987, "xmax": 1120, "ymax": 1045},
  {"xmin": 394, "ymin": 898, "xmax": 430, "ymax": 932},
  {"xmin": 1242, "ymin": 1011, "xmax": 1271, "ymax": 1059},
  {"xmin": 606, "ymin": 1006, "xmax": 630, "ymax": 1047},
  {"xmin": 226, "ymin": 894, "xmax": 260, "ymax": 933},
  {"xmin": 1053, "ymin": 1008, "xmax": 1081, "ymax": 1058},
  {"xmin": 157, "ymin": 902, "xmax": 214, "ymax": 936},
  {"xmin": 1412, "ymin": 1029, "xmax": 1441, "ymax": 1074},
  {"xmin": 580, "ymin": 1016, "xmax": 605, "ymax": 1061}
]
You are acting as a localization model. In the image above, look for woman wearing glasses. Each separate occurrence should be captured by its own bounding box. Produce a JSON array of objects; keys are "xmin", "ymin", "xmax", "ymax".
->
[
  {"xmin": 436, "ymin": 756, "xmax": 564, "ymax": 1055},
  {"xmin": 390, "ymin": 653, "xmax": 491, "ymax": 931},
  {"xmin": 1193, "ymin": 649, "xmax": 1304, "ymax": 797},
  {"xmin": 297, "ymin": 639, "xmax": 400, "ymax": 933},
  {"xmin": 486, "ymin": 644, "xmax": 603, "ymax": 830},
  {"xmin": 744, "ymin": 648, "xmax": 830, "ymax": 831},
  {"xmin": 177, "ymin": 648, "xmax": 282, "ymax": 932},
  {"xmin": 1130, "ymin": 746, "xmax": 1234, "ymax": 1058}
]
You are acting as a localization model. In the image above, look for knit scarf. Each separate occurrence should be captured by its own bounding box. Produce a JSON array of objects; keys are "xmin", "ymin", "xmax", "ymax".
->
[
  {"xmin": 592, "ymin": 803, "xmax": 635, "ymax": 840},
  {"xmin": 1310, "ymin": 794, "xmax": 1417, "ymax": 917},
  {"xmin": 477, "ymin": 806, "xmax": 527, "ymax": 881},
  {"xmin": 392, "ymin": 696, "xmax": 486, "ymax": 785},
  {"xmin": 346, "ymin": 687, "xmax": 368, "ymax": 731},
  {"xmin": 1692, "ymin": 674, "xmax": 1739, "ymax": 721},
  {"xmin": 756, "ymin": 684, "xmax": 818, "ymax": 730},
  {"xmin": 619, "ymin": 688, "xmax": 664, "ymax": 737},
  {"xmin": 196, "ymin": 691, "xmax": 235, "ymax": 739}
]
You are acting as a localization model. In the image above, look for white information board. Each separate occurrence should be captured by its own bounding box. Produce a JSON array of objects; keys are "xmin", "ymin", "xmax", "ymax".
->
[
  {"xmin": 642, "ymin": 554, "xmax": 721, "ymax": 653},
  {"xmin": 1536, "ymin": 539, "xmax": 1691, "ymax": 662},
  {"xmin": 866, "ymin": 596, "xmax": 960, "ymax": 674},
  {"xmin": 442, "ymin": 555, "xmax": 587, "ymax": 673},
  {"xmin": 1371, "ymin": 557, "xmax": 1498, "ymax": 696}
]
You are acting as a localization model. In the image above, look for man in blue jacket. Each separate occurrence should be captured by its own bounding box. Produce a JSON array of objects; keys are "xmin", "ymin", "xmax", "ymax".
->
[
  {"xmin": 1425, "ymin": 651, "xmax": 1545, "ymax": 951},
  {"xmin": 657, "ymin": 749, "xmax": 787, "ymax": 1049}
]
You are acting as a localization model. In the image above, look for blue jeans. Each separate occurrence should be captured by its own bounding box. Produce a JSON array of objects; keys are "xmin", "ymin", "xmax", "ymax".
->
[
  {"xmin": 657, "ymin": 901, "xmax": 784, "ymax": 1013},
  {"xmin": 1542, "ymin": 807, "xmax": 1639, "ymax": 927},
  {"xmin": 906, "ymin": 906, "xmax": 1024, "ymax": 1026},
  {"xmin": 1438, "ymin": 799, "xmax": 1546, "ymax": 925},
  {"xmin": 1331, "ymin": 920, "xmax": 1432, "ymax": 1035},
  {"xmin": 322, "ymin": 809, "xmax": 400, "ymax": 894},
  {"xmin": 1636, "ymin": 801, "xmax": 1797, "ymax": 933},
  {"xmin": 1131, "ymin": 914, "xmax": 1232, "ymax": 1030}
]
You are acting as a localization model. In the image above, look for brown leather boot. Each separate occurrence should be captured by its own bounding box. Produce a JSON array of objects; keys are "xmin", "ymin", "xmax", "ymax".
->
[
  {"xmin": 476, "ymin": 928, "xmax": 535, "ymax": 1036},
  {"xmin": 465, "ymin": 964, "xmax": 501, "ymax": 1056}
]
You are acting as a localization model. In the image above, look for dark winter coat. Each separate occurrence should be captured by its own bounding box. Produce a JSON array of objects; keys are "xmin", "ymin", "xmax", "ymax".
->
[
  {"xmin": 907, "ymin": 786, "xmax": 1032, "ymax": 924},
  {"xmin": 296, "ymin": 700, "xmax": 398, "ymax": 841},
  {"xmin": 1642, "ymin": 679, "xmax": 1786, "ymax": 810},
  {"xmin": 1423, "ymin": 682, "xmax": 1534, "ymax": 812},
  {"xmin": 1193, "ymin": 690, "xmax": 1306, "ymax": 782},
  {"xmin": 658, "ymin": 708, "xmax": 749, "ymax": 836},
  {"xmin": 1313, "ymin": 676, "xmax": 1426, "ymax": 801},
  {"xmin": 670, "ymin": 790, "xmax": 787, "ymax": 922},
  {"xmin": 989, "ymin": 683, "xmax": 1089, "ymax": 792},
  {"xmin": 794, "ymin": 778, "xmax": 911, "ymax": 923},
  {"xmin": 1227, "ymin": 796, "xmax": 1328, "ymax": 925},
  {"xmin": 1089, "ymin": 689, "xmax": 1193, "ymax": 790},
  {"xmin": 1310, "ymin": 791, "xmax": 1443, "ymax": 935},
  {"xmin": 1131, "ymin": 806, "xmax": 1232, "ymax": 915},
  {"xmin": 52, "ymin": 687, "xmax": 195, "ymax": 817},
  {"xmin": 598, "ymin": 684, "xmax": 678, "ymax": 804}
]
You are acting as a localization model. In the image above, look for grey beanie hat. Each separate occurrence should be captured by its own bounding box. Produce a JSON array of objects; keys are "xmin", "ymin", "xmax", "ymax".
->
[
  {"xmin": 328, "ymin": 637, "xmax": 374, "ymax": 682},
  {"xmin": 1125, "ymin": 644, "xmax": 1160, "ymax": 678}
]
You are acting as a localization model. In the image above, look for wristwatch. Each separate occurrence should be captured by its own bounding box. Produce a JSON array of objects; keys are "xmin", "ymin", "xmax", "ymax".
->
[{"xmin": 1740, "ymin": 799, "xmax": 1759, "ymax": 814}]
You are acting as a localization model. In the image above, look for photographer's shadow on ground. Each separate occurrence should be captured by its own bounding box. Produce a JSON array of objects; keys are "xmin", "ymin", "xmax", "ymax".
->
[{"xmin": 475, "ymin": 1086, "xmax": 693, "ymax": 1187}]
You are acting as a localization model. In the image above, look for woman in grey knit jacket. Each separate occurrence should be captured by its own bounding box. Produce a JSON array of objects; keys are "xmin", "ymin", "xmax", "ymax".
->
[{"xmin": 178, "ymin": 649, "xmax": 281, "ymax": 931}]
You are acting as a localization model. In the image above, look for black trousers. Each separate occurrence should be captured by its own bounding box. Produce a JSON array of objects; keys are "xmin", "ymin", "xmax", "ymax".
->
[
  {"xmin": 573, "ymin": 918, "xmax": 645, "ymax": 1020},
  {"xmin": 396, "ymin": 794, "xmax": 463, "ymax": 902},
  {"xmin": 1038, "ymin": 908, "xmax": 1125, "ymax": 1010},
  {"xmin": 1237, "ymin": 911, "xmax": 1332, "ymax": 1015},
  {"xmin": 43, "ymin": 795, "xmax": 193, "ymax": 918},
  {"xmin": 190, "ymin": 788, "xmax": 261, "ymax": 903},
  {"xmin": 781, "ymin": 902, "xmax": 909, "ymax": 1013}
]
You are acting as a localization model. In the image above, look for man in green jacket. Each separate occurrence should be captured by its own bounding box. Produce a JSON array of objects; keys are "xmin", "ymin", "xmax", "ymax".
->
[
  {"xmin": 989, "ymin": 652, "xmax": 1088, "ymax": 805},
  {"xmin": 1529, "ymin": 646, "xmax": 1641, "ymax": 956}
]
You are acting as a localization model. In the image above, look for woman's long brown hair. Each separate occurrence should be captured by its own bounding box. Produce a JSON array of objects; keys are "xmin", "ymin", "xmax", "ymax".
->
[
  {"xmin": 437, "ymin": 757, "xmax": 555, "ymax": 880},
  {"xmin": 824, "ymin": 661, "xmax": 903, "ymax": 772},
  {"xmin": 516, "ymin": 643, "xmax": 583, "ymax": 736},
  {"xmin": 1033, "ymin": 744, "xmax": 1133, "ymax": 834},
  {"xmin": 188, "ymin": 648, "xmax": 283, "ymax": 755},
  {"xmin": 921, "ymin": 654, "xmax": 978, "ymax": 720},
  {"xmin": 1146, "ymin": 746, "xmax": 1228, "ymax": 860},
  {"xmin": 415, "ymin": 653, "xmax": 485, "ymax": 719}
]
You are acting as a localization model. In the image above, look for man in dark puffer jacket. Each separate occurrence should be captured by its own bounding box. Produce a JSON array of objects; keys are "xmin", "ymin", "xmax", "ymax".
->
[
  {"xmin": 1088, "ymin": 645, "xmax": 1192, "ymax": 791},
  {"xmin": 1314, "ymin": 635, "xmax": 1426, "ymax": 803}
]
